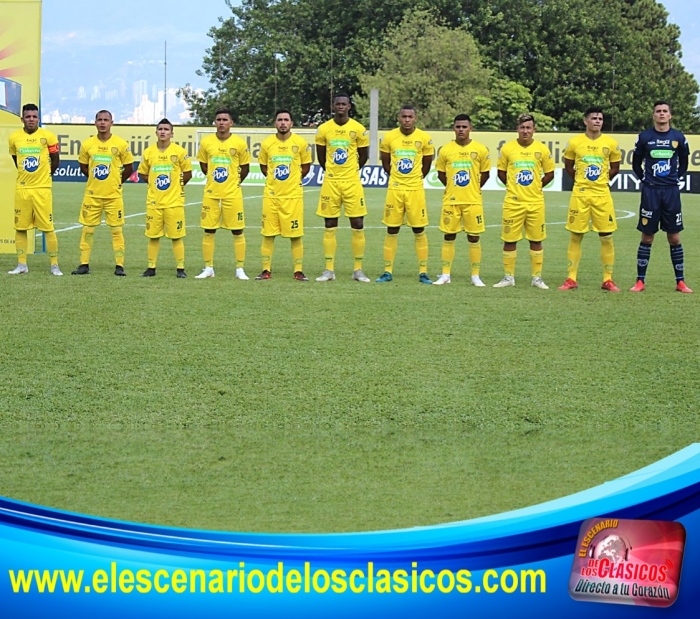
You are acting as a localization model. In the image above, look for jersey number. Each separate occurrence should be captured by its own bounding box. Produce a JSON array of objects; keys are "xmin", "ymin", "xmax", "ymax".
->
[
  {"xmin": 476, "ymin": 215, "xmax": 482, "ymax": 224},
  {"xmin": 291, "ymin": 220, "xmax": 299, "ymax": 229}
]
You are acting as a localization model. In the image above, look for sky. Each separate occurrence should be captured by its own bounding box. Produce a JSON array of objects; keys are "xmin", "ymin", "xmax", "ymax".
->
[{"xmin": 38, "ymin": 0, "xmax": 700, "ymax": 119}]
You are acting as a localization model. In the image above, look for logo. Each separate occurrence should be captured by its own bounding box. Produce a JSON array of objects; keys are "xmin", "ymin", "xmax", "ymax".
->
[
  {"xmin": 229, "ymin": 148, "xmax": 238, "ymax": 157},
  {"xmin": 584, "ymin": 165, "xmax": 602, "ymax": 181},
  {"xmin": 333, "ymin": 149, "xmax": 348, "ymax": 165},
  {"xmin": 453, "ymin": 170, "xmax": 471, "ymax": 187},
  {"xmin": 603, "ymin": 147, "xmax": 610, "ymax": 155},
  {"xmin": 397, "ymin": 158, "xmax": 414, "ymax": 174},
  {"xmin": 672, "ymin": 141, "xmax": 679, "ymax": 149},
  {"xmin": 516, "ymin": 170, "xmax": 534, "ymax": 186},
  {"xmin": 155, "ymin": 174, "xmax": 171, "ymax": 190},
  {"xmin": 22, "ymin": 157, "xmax": 40, "ymax": 172},
  {"xmin": 111, "ymin": 147, "xmax": 119, "ymax": 155},
  {"xmin": 652, "ymin": 161, "xmax": 671, "ymax": 177},
  {"xmin": 170, "ymin": 155, "xmax": 179, "ymax": 163},
  {"xmin": 569, "ymin": 518, "xmax": 685, "ymax": 608},
  {"xmin": 415, "ymin": 141, "xmax": 423, "ymax": 150},
  {"xmin": 40, "ymin": 138, "xmax": 47, "ymax": 145},
  {"xmin": 93, "ymin": 164, "xmax": 110, "ymax": 180},
  {"xmin": 274, "ymin": 165, "xmax": 291, "ymax": 181},
  {"xmin": 213, "ymin": 167, "xmax": 229, "ymax": 183},
  {"xmin": 292, "ymin": 145, "xmax": 299, "ymax": 154}
]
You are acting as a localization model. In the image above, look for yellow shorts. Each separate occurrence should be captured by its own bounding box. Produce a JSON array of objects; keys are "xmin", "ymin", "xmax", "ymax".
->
[
  {"xmin": 201, "ymin": 196, "xmax": 245, "ymax": 230},
  {"xmin": 382, "ymin": 187, "xmax": 428, "ymax": 228},
  {"xmin": 439, "ymin": 202, "xmax": 485, "ymax": 235},
  {"xmin": 80, "ymin": 196, "xmax": 124, "ymax": 227},
  {"xmin": 14, "ymin": 188, "xmax": 54, "ymax": 231},
  {"xmin": 262, "ymin": 197, "xmax": 303, "ymax": 238},
  {"xmin": 501, "ymin": 199, "xmax": 546, "ymax": 243},
  {"xmin": 316, "ymin": 180, "xmax": 367, "ymax": 219},
  {"xmin": 145, "ymin": 206, "xmax": 186, "ymax": 239},
  {"xmin": 566, "ymin": 191, "xmax": 617, "ymax": 234}
]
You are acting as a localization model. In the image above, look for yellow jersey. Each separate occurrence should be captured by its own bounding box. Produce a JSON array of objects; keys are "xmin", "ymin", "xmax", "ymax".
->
[
  {"xmin": 259, "ymin": 133, "xmax": 313, "ymax": 199},
  {"xmin": 197, "ymin": 133, "xmax": 250, "ymax": 199},
  {"xmin": 78, "ymin": 134, "xmax": 134, "ymax": 199},
  {"xmin": 138, "ymin": 143, "xmax": 192, "ymax": 208},
  {"xmin": 497, "ymin": 140, "xmax": 554, "ymax": 202},
  {"xmin": 436, "ymin": 139, "xmax": 490, "ymax": 205},
  {"xmin": 563, "ymin": 134, "xmax": 621, "ymax": 195},
  {"xmin": 380, "ymin": 127, "xmax": 434, "ymax": 190},
  {"xmin": 315, "ymin": 118, "xmax": 369, "ymax": 182},
  {"xmin": 9, "ymin": 127, "xmax": 59, "ymax": 189}
]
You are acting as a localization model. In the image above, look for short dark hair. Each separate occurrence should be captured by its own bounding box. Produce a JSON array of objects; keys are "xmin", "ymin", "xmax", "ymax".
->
[
  {"xmin": 399, "ymin": 104, "xmax": 416, "ymax": 113},
  {"xmin": 333, "ymin": 92, "xmax": 351, "ymax": 103},
  {"xmin": 584, "ymin": 106, "xmax": 604, "ymax": 117},
  {"xmin": 22, "ymin": 103, "xmax": 39, "ymax": 114},
  {"xmin": 516, "ymin": 113, "xmax": 535, "ymax": 126},
  {"xmin": 95, "ymin": 110, "xmax": 113, "ymax": 120},
  {"xmin": 453, "ymin": 114, "xmax": 472, "ymax": 124},
  {"xmin": 653, "ymin": 100, "xmax": 672, "ymax": 113},
  {"xmin": 214, "ymin": 108, "xmax": 234, "ymax": 121},
  {"xmin": 274, "ymin": 109, "xmax": 293, "ymax": 121},
  {"xmin": 156, "ymin": 118, "xmax": 173, "ymax": 128}
]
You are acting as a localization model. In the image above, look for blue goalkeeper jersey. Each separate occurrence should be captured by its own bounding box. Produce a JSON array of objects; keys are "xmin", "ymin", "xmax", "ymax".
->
[{"xmin": 632, "ymin": 127, "xmax": 689, "ymax": 187}]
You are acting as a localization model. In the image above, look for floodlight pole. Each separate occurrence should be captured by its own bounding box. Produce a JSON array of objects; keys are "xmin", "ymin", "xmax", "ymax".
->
[
  {"xmin": 369, "ymin": 88, "xmax": 379, "ymax": 164},
  {"xmin": 164, "ymin": 41, "xmax": 168, "ymax": 117}
]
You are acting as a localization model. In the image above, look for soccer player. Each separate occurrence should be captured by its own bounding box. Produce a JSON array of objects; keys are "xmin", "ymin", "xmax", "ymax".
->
[
  {"xmin": 376, "ymin": 105, "xmax": 434, "ymax": 284},
  {"xmin": 8, "ymin": 103, "xmax": 62, "ymax": 276},
  {"xmin": 194, "ymin": 108, "xmax": 250, "ymax": 280},
  {"xmin": 314, "ymin": 93, "xmax": 370, "ymax": 282},
  {"xmin": 71, "ymin": 110, "xmax": 134, "ymax": 276},
  {"xmin": 493, "ymin": 113, "xmax": 554, "ymax": 289},
  {"xmin": 630, "ymin": 101, "xmax": 692, "ymax": 293},
  {"xmin": 255, "ymin": 109, "xmax": 313, "ymax": 281},
  {"xmin": 559, "ymin": 106, "xmax": 621, "ymax": 292},
  {"xmin": 434, "ymin": 114, "xmax": 490, "ymax": 286},
  {"xmin": 137, "ymin": 119, "xmax": 192, "ymax": 278}
]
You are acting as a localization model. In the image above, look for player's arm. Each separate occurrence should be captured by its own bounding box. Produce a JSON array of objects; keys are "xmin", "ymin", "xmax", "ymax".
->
[
  {"xmin": 437, "ymin": 171, "xmax": 447, "ymax": 186},
  {"xmin": 200, "ymin": 162, "xmax": 208, "ymax": 176},
  {"xmin": 138, "ymin": 173, "xmax": 148, "ymax": 184},
  {"xmin": 564, "ymin": 157, "xmax": 575, "ymax": 180},
  {"xmin": 609, "ymin": 161, "xmax": 620, "ymax": 181},
  {"xmin": 421, "ymin": 154, "xmax": 433, "ymax": 179},
  {"xmin": 182, "ymin": 170, "xmax": 192, "ymax": 185},
  {"xmin": 11, "ymin": 155, "xmax": 17, "ymax": 168},
  {"xmin": 632, "ymin": 137, "xmax": 644, "ymax": 180},
  {"xmin": 679, "ymin": 140, "xmax": 689, "ymax": 177},
  {"xmin": 239, "ymin": 164, "xmax": 249, "ymax": 183},
  {"xmin": 121, "ymin": 163, "xmax": 134, "ymax": 184},
  {"xmin": 259, "ymin": 164, "xmax": 268, "ymax": 177},
  {"xmin": 357, "ymin": 146, "xmax": 369, "ymax": 169},
  {"xmin": 541, "ymin": 171, "xmax": 554, "ymax": 187},
  {"xmin": 301, "ymin": 162, "xmax": 311, "ymax": 178},
  {"xmin": 316, "ymin": 145, "xmax": 327, "ymax": 171},
  {"xmin": 380, "ymin": 150, "xmax": 391, "ymax": 176},
  {"xmin": 497, "ymin": 169, "xmax": 507, "ymax": 185},
  {"xmin": 480, "ymin": 171, "xmax": 490, "ymax": 187},
  {"xmin": 49, "ymin": 143, "xmax": 60, "ymax": 174}
]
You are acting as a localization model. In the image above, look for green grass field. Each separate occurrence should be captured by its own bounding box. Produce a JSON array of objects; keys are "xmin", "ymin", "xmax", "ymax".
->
[{"xmin": 1, "ymin": 183, "xmax": 699, "ymax": 533}]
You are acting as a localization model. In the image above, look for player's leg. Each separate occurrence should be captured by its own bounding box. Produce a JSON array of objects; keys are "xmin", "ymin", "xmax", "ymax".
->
[
  {"xmin": 8, "ymin": 189, "xmax": 32, "ymax": 274},
  {"xmin": 160, "ymin": 206, "xmax": 186, "ymax": 277},
  {"xmin": 632, "ymin": 186, "xmax": 660, "ymax": 291},
  {"xmin": 525, "ymin": 202, "xmax": 547, "ymax": 289},
  {"xmin": 436, "ymin": 204, "xmax": 459, "ymax": 285},
  {"xmin": 30, "ymin": 189, "xmax": 61, "ymax": 275},
  {"xmin": 589, "ymin": 193, "xmax": 618, "ymax": 291},
  {"xmin": 659, "ymin": 188, "xmax": 691, "ymax": 292},
  {"xmin": 463, "ymin": 202, "xmax": 486, "ymax": 287},
  {"xmin": 142, "ymin": 207, "xmax": 162, "ymax": 277},
  {"xmin": 72, "ymin": 197, "xmax": 102, "ymax": 275},
  {"xmin": 377, "ymin": 189, "xmax": 403, "ymax": 282},
  {"xmin": 104, "ymin": 198, "xmax": 126, "ymax": 276},
  {"xmin": 221, "ymin": 197, "xmax": 247, "ymax": 280},
  {"xmin": 279, "ymin": 197, "xmax": 306, "ymax": 280},
  {"xmin": 494, "ymin": 200, "xmax": 523, "ymax": 287},
  {"xmin": 316, "ymin": 182, "xmax": 341, "ymax": 281},
  {"xmin": 258, "ymin": 196, "xmax": 279, "ymax": 279},
  {"xmin": 196, "ymin": 198, "xmax": 220, "ymax": 278},
  {"xmin": 344, "ymin": 182, "xmax": 369, "ymax": 282},
  {"xmin": 560, "ymin": 193, "xmax": 589, "ymax": 289},
  {"xmin": 406, "ymin": 190, "xmax": 431, "ymax": 283}
]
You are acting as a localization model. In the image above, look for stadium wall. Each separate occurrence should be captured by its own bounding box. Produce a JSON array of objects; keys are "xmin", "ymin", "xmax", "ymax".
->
[{"xmin": 45, "ymin": 124, "xmax": 700, "ymax": 193}]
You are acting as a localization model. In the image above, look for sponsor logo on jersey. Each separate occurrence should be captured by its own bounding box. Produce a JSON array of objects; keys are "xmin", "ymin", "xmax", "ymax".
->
[
  {"xmin": 516, "ymin": 170, "xmax": 534, "ymax": 185},
  {"xmin": 453, "ymin": 169, "xmax": 471, "ymax": 187},
  {"xmin": 213, "ymin": 167, "xmax": 229, "ymax": 183},
  {"xmin": 651, "ymin": 160, "xmax": 671, "ymax": 177},
  {"xmin": 274, "ymin": 164, "xmax": 291, "ymax": 181},
  {"xmin": 397, "ymin": 158, "xmax": 414, "ymax": 174},
  {"xmin": 650, "ymin": 149, "xmax": 674, "ymax": 159},
  {"xmin": 332, "ymin": 148, "xmax": 348, "ymax": 165},
  {"xmin": 584, "ymin": 165, "xmax": 602, "ymax": 181},
  {"xmin": 93, "ymin": 164, "xmax": 110, "ymax": 180},
  {"xmin": 155, "ymin": 174, "xmax": 171, "ymax": 190},
  {"xmin": 23, "ymin": 157, "xmax": 40, "ymax": 172}
]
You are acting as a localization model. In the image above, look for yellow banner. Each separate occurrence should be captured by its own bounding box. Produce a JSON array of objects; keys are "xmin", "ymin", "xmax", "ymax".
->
[
  {"xmin": 46, "ymin": 124, "xmax": 700, "ymax": 173},
  {"xmin": 0, "ymin": 0, "xmax": 42, "ymax": 253}
]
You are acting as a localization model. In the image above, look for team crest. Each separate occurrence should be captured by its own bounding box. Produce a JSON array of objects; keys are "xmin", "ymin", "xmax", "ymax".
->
[
  {"xmin": 443, "ymin": 217, "xmax": 451, "ymax": 226},
  {"xmin": 349, "ymin": 131, "xmax": 357, "ymax": 139},
  {"xmin": 229, "ymin": 148, "xmax": 237, "ymax": 156},
  {"xmin": 40, "ymin": 138, "xmax": 47, "ymax": 145},
  {"xmin": 534, "ymin": 152, "xmax": 541, "ymax": 159},
  {"xmin": 672, "ymin": 141, "xmax": 679, "ymax": 148},
  {"xmin": 111, "ymin": 147, "xmax": 119, "ymax": 155},
  {"xmin": 170, "ymin": 155, "xmax": 179, "ymax": 163},
  {"xmin": 569, "ymin": 216, "xmax": 575, "ymax": 224},
  {"xmin": 292, "ymin": 145, "xmax": 299, "ymax": 153},
  {"xmin": 642, "ymin": 217, "xmax": 649, "ymax": 225},
  {"xmin": 504, "ymin": 225, "xmax": 511, "ymax": 233},
  {"xmin": 603, "ymin": 147, "xmax": 610, "ymax": 155},
  {"xmin": 471, "ymin": 152, "xmax": 478, "ymax": 159},
  {"xmin": 415, "ymin": 141, "xmax": 423, "ymax": 150}
]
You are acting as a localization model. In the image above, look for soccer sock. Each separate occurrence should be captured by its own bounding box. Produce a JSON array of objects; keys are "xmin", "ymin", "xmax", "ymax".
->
[
  {"xmin": 79, "ymin": 226, "xmax": 95, "ymax": 264},
  {"xmin": 261, "ymin": 236, "xmax": 275, "ymax": 271},
  {"xmin": 566, "ymin": 233, "xmax": 583, "ymax": 281},
  {"xmin": 636, "ymin": 242, "xmax": 652, "ymax": 281},
  {"xmin": 600, "ymin": 235, "xmax": 615, "ymax": 282},
  {"xmin": 414, "ymin": 231, "xmax": 428, "ymax": 274},
  {"xmin": 351, "ymin": 229, "xmax": 365, "ymax": 271},
  {"xmin": 530, "ymin": 249, "xmax": 544, "ymax": 278},
  {"xmin": 291, "ymin": 237, "xmax": 303, "ymax": 272},
  {"xmin": 233, "ymin": 233, "xmax": 246, "ymax": 268},
  {"xmin": 441, "ymin": 239, "xmax": 455, "ymax": 275},
  {"xmin": 323, "ymin": 228, "xmax": 337, "ymax": 271},
  {"xmin": 111, "ymin": 227, "xmax": 125, "ymax": 266},
  {"xmin": 147, "ymin": 238, "xmax": 160, "ymax": 269},
  {"xmin": 15, "ymin": 230, "xmax": 28, "ymax": 265},
  {"xmin": 670, "ymin": 244, "xmax": 685, "ymax": 282},
  {"xmin": 44, "ymin": 231, "xmax": 59, "ymax": 266},
  {"xmin": 468, "ymin": 240, "xmax": 482, "ymax": 277},
  {"xmin": 202, "ymin": 232, "xmax": 215, "ymax": 267},
  {"xmin": 172, "ymin": 238, "xmax": 185, "ymax": 269},
  {"xmin": 503, "ymin": 250, "xmax": 516, "ymax": 277},
  {"xmin": 383, "ymin": 233, "xmax": 398, "ymax": 273}
]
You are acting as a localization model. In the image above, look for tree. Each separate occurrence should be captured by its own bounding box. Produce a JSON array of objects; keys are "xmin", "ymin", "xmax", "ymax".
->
[{"xmin": 355, "ymin": 11, "xmax": 491, "ymax": 128}]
